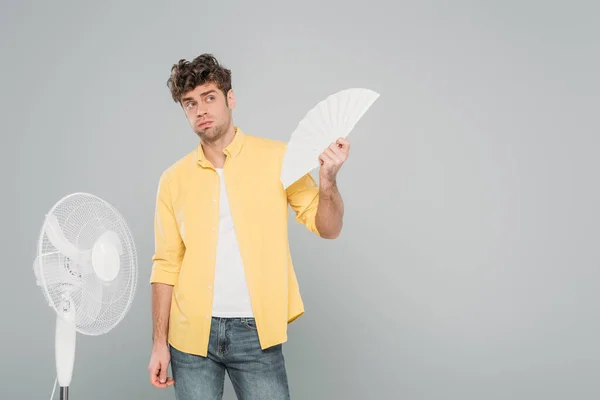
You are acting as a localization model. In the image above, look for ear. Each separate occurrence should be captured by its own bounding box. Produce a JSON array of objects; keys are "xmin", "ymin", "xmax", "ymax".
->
[{"xmin": 226, "ymin": 89, "xmax": 236, "ymax": 109}]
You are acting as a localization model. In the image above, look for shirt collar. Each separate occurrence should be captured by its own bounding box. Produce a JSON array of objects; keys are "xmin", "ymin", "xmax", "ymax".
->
[{"xmin": 196, "ymin": 126, "xmax": 245, "ymax": 167}]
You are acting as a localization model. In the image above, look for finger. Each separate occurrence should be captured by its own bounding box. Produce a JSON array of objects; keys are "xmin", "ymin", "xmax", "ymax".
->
[
  {"xmin": 159, "ymin": 362, "xmax": 168, "ymax": 384},
  {"xmin": 151, "ymin": 373, "xmax": 166, "ymax": 388},
  {"xmin": 324, "ymin": 148, "xmax": 342, "ymax": 163},
  {"xmin": 335, "ymin": 137, "xmax": 351, "ymax": 151},
  {"xmin": 329, "ymin": 141, "xmax": 348, "ymax": 158},
  {"xmin": 319, "ymin": 151, "xmax": 335, "ymax": 165},
  {"xmin": 150, "ymin": 368, "xmax": 161, "ymax": 387},
  {"xmin": 149, "ymin": 363, "xmax": 159, "ymax": 384},
  {"xmin": 152, "ymin": 377, "xmax": 165, "ymax": 388},
  {"xmin": 323, "ymin": 148, "xmax": 338, "ymax": 162},
  {"xmin": 318, "ymin": 153, "xmax": 328, "ymax": 165},
  {"xmin": 327, "ymin": 144, "xmax": 346, "ymax": 159},
  {"xmin": 151, "ymin": 373, "xmax": 170, "ymax": 389},
  {"xmin": 149, "ymin": 362, "xmax": 169, "ymax": 388},
  {"xmin": 328, "ymin": 142, "xmax": 341, "ymax": 153}
]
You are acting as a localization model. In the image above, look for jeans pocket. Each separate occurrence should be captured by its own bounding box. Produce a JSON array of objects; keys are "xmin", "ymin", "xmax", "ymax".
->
[
  {"xmin": 241, "ymin": 317, "xmax": 258, "ymax": 331},
  {"xmin": 170, "ymin": 344, "xmax": 201, "ymax": 367}
]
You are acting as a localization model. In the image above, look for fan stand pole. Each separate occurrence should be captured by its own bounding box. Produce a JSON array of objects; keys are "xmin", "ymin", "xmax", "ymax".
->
[{"xmin": 56, "ymin": 301, "xmax": 76, "ymax": 400}]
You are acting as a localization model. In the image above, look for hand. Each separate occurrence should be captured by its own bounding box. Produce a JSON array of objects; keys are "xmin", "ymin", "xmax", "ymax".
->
[
  {"xmin": 148, "ymin": 343, "xmax": 175, "ymax": 388},
  {"xmin": 318, "ymin": 137, "xmax": 350, "ymax": 184}
]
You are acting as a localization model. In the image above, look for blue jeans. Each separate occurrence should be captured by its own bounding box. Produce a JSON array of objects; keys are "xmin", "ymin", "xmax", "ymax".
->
[{"xmin": 169, "ymin": 317, "xmax": 290, "ymax": 400}]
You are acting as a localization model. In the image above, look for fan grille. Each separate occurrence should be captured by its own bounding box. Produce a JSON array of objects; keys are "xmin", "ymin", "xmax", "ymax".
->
[{"xmin": 36, "ymin": 193, "xmax": 138, "ymax": 336}]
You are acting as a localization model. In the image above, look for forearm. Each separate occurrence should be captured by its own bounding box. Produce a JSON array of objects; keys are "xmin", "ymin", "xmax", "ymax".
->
[
  {"xmin": 315, "ymin": 179, "xmax": 344, "ymax": 238},
  {"xmin": 151, "ymin": 282, "xmax": 173, "ymax": 346}
]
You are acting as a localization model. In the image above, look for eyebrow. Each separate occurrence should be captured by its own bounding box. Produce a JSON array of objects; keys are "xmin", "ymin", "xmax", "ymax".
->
[{"xmin": 181, "ymin": 90, "xmax": 216, "ymax": 103}]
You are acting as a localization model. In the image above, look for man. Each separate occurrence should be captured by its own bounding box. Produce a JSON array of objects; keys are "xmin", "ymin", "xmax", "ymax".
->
[{"xmin": 148, "ymin": 53, "xmax": 349, "ymax": 399}]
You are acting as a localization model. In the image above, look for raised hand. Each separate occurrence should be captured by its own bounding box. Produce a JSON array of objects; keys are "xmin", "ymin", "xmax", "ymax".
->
[{"xmin": 318, "ymin": 137, "xmax": 350, "ymax": 184}]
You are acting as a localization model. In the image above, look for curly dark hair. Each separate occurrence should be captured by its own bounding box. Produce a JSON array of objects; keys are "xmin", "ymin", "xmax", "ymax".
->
[{"xmin": 166, "ymin": 53, "xmax": 232, "ymax": 104}]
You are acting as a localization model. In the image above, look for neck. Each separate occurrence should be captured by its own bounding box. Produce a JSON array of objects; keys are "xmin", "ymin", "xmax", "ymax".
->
[{"xmin": 202, "ymin": 123, "xmax": 235, "ymax": 168}]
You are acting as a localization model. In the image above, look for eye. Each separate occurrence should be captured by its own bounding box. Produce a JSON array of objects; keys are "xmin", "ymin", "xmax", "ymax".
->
[{"xmin": 206, "ymin": 96, "xmax": 214, "ymax": 102}]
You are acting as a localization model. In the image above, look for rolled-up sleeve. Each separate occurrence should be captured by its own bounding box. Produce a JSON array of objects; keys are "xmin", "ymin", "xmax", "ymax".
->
[
  {"xmin": 286, "ymin": 172, "xmax": 321, "ymax": 236},
  {"xmin": 150, "ymin": 171, "xmax": 184, "ymax": 286}
]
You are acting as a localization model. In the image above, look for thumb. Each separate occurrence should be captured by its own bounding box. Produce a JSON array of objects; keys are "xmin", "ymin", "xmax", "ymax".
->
[{"xmin": 159, "ymin": 362, "xmax": 167, "ymax": 384}]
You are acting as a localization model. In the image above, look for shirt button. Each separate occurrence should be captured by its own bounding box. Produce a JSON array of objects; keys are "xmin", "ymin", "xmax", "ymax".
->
[
  {"xmin": 213, "ymin": 199, "xmax": 216, "ymax": 203},
  {"xmin": 212, "ymin": 227, "xmax": 216, "ymax": 231},
  {"xmin": 208, "ymin": 285, "xmax": 212, "ymax": 290}
]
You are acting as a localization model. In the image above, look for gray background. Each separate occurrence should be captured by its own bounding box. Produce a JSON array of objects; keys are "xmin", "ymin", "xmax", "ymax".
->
[{"xmin": 2, "ymin": 1, "xmax": 599, "ymax": 399}]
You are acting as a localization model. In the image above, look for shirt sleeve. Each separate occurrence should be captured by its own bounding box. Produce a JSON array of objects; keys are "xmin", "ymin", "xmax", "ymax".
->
[
  {"xmin": 286, "ymin": 172, "xmax": 321, "ymax": 236},
  {"xmin": 149, "ymin": 171, "xmax": 185, "ymax": 285}
]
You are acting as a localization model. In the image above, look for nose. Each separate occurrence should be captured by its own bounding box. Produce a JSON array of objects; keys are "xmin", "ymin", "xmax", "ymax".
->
[{"xmin": 196, "ymin": 107, "xmax": 207, "ymax": 117}]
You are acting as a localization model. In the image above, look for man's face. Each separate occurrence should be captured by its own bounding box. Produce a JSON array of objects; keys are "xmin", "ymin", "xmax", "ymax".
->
[{"xmin": 180, "ymin": 82, "xmax": 235, "ymax": 143}]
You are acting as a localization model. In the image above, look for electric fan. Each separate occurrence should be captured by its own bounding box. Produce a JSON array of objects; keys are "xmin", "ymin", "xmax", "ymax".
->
[
  {"xmin": 280, "ymin": 87, "xmax": 380, "ymax": 188},
  {"xmin": 32, "ymin": 192, "xmax": 138, "ymax": 399}
]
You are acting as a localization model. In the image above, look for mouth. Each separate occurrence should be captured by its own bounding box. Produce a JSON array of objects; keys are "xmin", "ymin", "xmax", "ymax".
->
[{"xmin": 198, "ymin": 120, "xmax": 213, "ymax": 128}]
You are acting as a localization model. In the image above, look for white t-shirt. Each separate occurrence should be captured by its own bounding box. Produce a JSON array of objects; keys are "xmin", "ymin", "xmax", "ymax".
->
[{"xmin": 211, "ymin": 168, "xmax": 254, "ymax": 317}]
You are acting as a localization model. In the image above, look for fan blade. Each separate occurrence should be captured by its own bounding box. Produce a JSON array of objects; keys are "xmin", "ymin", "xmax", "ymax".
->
[
  {"xmin": 34, "ymin": 254, "xmax": 81, "ymax": 287},
  {"xmin": 76, "ymin": 262, "xmax": 104, "ymax": 327},
  {"xmin": 96, "ymin": 230, "xmax": 123, "ymax": 255},
  {"xmin": 33, "ymin": 255, "xmax": 43, "ymax": 287},
  {"xmin": 44, "ymin": 213, "xmax": 81, "ymax": 260}
]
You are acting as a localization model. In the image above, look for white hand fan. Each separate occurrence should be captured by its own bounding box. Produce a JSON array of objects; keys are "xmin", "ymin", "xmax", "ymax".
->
[{"xmin": 280, "ymin": 87, "xmax": 380, "ymax": 188}]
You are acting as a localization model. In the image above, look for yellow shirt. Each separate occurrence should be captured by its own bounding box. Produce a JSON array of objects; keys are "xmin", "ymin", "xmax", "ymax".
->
[{"xmin": 150, "ymin": 126, "xmax": 321, "ymax": 356}]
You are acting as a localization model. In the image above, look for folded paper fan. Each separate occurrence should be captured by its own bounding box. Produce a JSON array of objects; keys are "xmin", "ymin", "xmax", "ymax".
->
[{"xmin": 281, "ymin": 87, "xmax": 380, "ymax": 189}]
